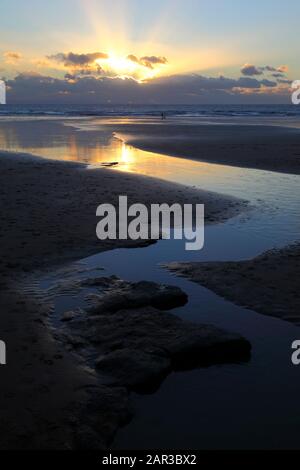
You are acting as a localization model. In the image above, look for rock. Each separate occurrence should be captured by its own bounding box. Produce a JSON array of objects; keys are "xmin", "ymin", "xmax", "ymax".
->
[
  {"xmin": 61, "ymin": 310, "xmax": 77, "ymax": 322},
  {"xmin": 60, "ymin": 276, "xmax": 250, "ymax": 396},
  {"xmin": 95, "ymin": 348, "xmax": 171, "ymax": 391},
  {"xmin": 87, "ymin": 279, "xmax": 188, "ymax": 315},
  {"xmin": 66, "ymin": 305, "xmax": 251, "ymax": 392},
  {"xmin": 81, "ymin": 275, "xmax": 119, "ymax": 288}
]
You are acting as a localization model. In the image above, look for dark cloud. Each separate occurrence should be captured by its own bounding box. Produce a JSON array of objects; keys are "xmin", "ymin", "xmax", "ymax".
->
[
  {"xmin": 48, "ymin": 51, "xmax": 167, "ymax": 71},
  {"xmin": 242, "ymin": 64, "xmax": 289, "ymax": 77},
  {"xmin": 277, "ymin": 78, "xmax": 293, "ymax": 84},
  {"xmin": 263, "ymin": 65, "xmax": 289, "ymax": 73},
  {"xmin": 126, "ymin": 54, "xmax": 139, "ymax": 64},
  {"xmin": 6, "ymin": 72, "xmax": 291, "ymax": 105},
  {"xmin": 64, "ymin": 73, "xmax": 76, "ymax": 80},
  {"xmin": 140, "ymin": 55, "xmax": 168, "ymax": 69},
  {"xmin": 141, "ymin": 56, "xmax": 168, "ymax": 64},
  {"xmin": 127, "ymin": 54, "xmax": 168, "ymax": 69},
  {"xmin": 152, "ymin": 74, "xmax": 263, "ymax": 91},
  {"xmin": 260, "ymin": 79, "xmax": 277, "ymax": 87},
  {"xmin": 64, "ymin": 65, "xmax": 104, "ymax": 79},
  {"xmin": 264, "ymin": 65, "xmax": 277, "ymax": 72},
  {"xmin": 47, "ymin": 52, "xmax": 107, "ymax": 79},
  {"xmin": 272, "ymin": 72, "xmax": 285, "ymax": 78},
  {"xmin": 241, "ymin": 64, "xmax": 263, "ymax": 76},
  {"xmin": 48, "ymin": 52, "xmax": 108, "ymax": 67}
]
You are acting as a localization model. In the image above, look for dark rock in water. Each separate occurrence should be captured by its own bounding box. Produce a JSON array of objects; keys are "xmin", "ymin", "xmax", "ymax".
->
[
  {"xmin": 82, "ymin": 275, "xmax": 119, "ymax": 288},
  {"xmin": 95, "ymin": 348, "xmax": 171, "ymax": 392},
  {"xmin": 59, "ymin": 276, "xmax": 251, "ymax": 447},
  {"xmin": 65, "ymin": 276, "xmax": 250, "ymax": 391},
  {"xmin": 61, "ymin": 310, "xmax": 78, "ymax": 322},
  {"xmin": 87, "ymin": 279, "xmax": 188, "ymax": 314},
  {"xmin": 88, "ymin": 308, "xmax": 250, "ymax": 392}
]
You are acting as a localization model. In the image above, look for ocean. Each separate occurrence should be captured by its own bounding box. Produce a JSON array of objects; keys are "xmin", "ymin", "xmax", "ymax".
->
[{"xmin": 1, "ymin": 103, "xmax": 300, "ymax": 118}]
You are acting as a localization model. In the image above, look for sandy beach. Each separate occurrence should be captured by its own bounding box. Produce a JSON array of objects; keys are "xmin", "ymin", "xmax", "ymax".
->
[
  {"xmin": 0, "ymin": 114, "xmax": 299, "ymax": 450},
  {"xmin": 0, "ymin": 148, "xmax": 247, "ymax": 449},
  {"xmin": 167, "ymin": 243, "xmax": 300, "ymax": 324},
  {"xmin": 0, "ymin": 149, "xmax": 245, "ymax": 276},
  {"xmin": 112, "ymin": 122, "xmax": 300, "ymax": 174}
]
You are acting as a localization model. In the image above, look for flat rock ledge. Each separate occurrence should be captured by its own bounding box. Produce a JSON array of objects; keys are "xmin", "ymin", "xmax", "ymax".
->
[
  {"xmin": 59, "ymin": 277, "xmax": 251, "ymax": 448},
  {"xmin": 166, "ymin": 243, "xmax": 300, "ymax": 324}
]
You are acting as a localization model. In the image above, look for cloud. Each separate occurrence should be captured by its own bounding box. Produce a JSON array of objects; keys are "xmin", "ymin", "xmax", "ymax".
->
[
  {"xmin": 276, "ymin": 65, "xmax": 289, "ymax": 73},
  {"xmin": 264, "ymin": 65, "xmax": 278, "ymax": 72},
  {"xmin": 126, "ymin": 54, "xmax": 139, "ymax": 63},
  {"xmin": 16, "ymin": 71, "xmax": 45, "ymax": 78},
  {"xmin": 31, "ymin": 58, "xmax": 52, "ymax": 69},
  {"xmin": 263, "ymin": 65, "xmax": 288, "ymax": 74},
  {"xmin": 260, "ymin": 79, "xmax": 277, "ymax": 87},
  {"xmin": 277, "ymin": 78, "xmax": 293, "ymax": 84},
  {"xmin": 140, "ymin": 55, "xmax": 168, "ymax": 69},
  {"xmin": 47, "ymin": 51, "xmax": 109, "ymax": 79},
  {"xmin": 272, "ymin": 72, "xmax": 285, "ymax": 78},
  {"xmin": 48, "ymin": 51, "xmax": 168, "ymax": 71},
  {"xmin": 241, "ymin": 64, "xmax": 263, "ymax": 76},
  {"xmin": 4, "ymin": 51, "xmax": 22, "ymax": 63},
  {"xmin": 46, "ymin": 51, "xmax": 168, "ymax": 78},
  {"xmin": 64, "ymin": 65, "xmax": 104, "ymax": 79},
  {"xmin": 48, "ymin": 51, "xmax": 108, "ymax": 67},
  {"xmin": 5, "ymin": 71, "xmax": 292, "ymax": 105},
  {"xmin": 127, "ymin": 54, "xmax": 168, "ymax": 69},
  {"xmin": 241, "ymin": 64, "xmax": 289, "ymax": 77}
]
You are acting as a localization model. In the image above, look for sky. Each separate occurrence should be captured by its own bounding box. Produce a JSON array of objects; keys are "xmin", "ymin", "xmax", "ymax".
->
[{"xmin": 0, "ymin": 0, "xmax": 299, "ymax": 104}]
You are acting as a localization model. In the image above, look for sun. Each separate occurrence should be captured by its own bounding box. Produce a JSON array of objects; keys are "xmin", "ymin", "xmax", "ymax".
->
[
  {"xmin": 95, "ymin": 54, "xmax": 158, "ymax": 81},
  {"xmin": 106, "ymin": 55, "xmax": 136, "ymax": 73}
]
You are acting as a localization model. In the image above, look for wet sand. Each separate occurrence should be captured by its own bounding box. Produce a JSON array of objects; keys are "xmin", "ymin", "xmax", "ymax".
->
[
  {"xmin": 111, "ymin": 122, "xmax": 300, "ymax": 174},
  {"xmin": 1, "ymin": 117, "xmax": 298, "ymax": 448},
  {"xmin": 1, "ymin": 118, "xmax": 300, "ymax": 175},
  {"xmin": 0, "ymin": 149, "xmax": 246, "ymax": 449},
  {"xmin": 167, "ymin": 243, "xmax": 300, "ymax": 324},
  {"xmin": 0, "ymin": 150, "xmax": 244, "ymax": 275}
]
